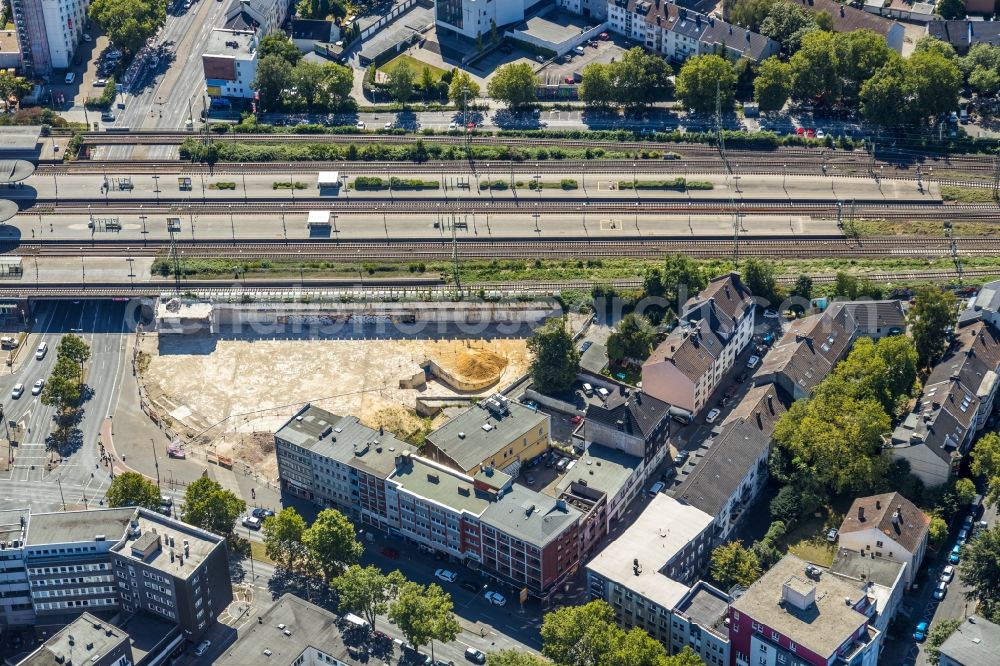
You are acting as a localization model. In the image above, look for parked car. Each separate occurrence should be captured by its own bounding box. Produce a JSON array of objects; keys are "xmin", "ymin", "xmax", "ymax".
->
[
  {"xmin": 574, "ymin": 46, "xmax": 585, "ymax": 55},
  {"xmin": 763, "ymin": 309, "xmax": 779, "ymax": 319},
  {"xmin": 580, "ymin": 341, "xmax": 593, "ymax": 352},
  {"xmin": 31, "ymin": 379, "xmax": 44, "ymax": 395},
  {"xmin": 949, "ymin": 544, "xmax": 962, "ymax": 564},
  {"xmin": 355, "ymin": 120, "xmax": 365, "ymax": 129},
  {"xmin": 194, "ymin": 640, "xmax": 211, "ymax": 656},
  {"xmin": 570, "ymin": 415, "xmax": 583, "ymax": 425},
  {"xmin": 94, "ymin": 78, "xmax": 108, "ymax": 87},
  {"xmin": 101, "ymin": 111, "xmax": 115, "ymax": 122},
  {"xmin": 83, "ymin": 33, "xmax": 92, "ymax": 42},
  {"xmin": 648, "ymin": 481, "xmax": 666, "ymax": 496},
  {"xmin": 64, "ymin": 72, "xmax": 76, "ymax": 84},
  {"xmin": 465, "ymin": 647, "xmax": 487, "ymax": 664},
  {"xmin": 434, "ymin": 569, "xmax": 457, "ymax": 583},
  {"xmin": 913, "ymin": 621, "xmax": 929, "ymax": 642},
  {"xmin": 826, "ymin": 528, "xmax": 838, "ymax": 542},
  {"xmin": 11, "ymin": 383, "xmax": 23, "ymax": 399},
  {"xmin": 674, "ymin": 451, "xmax": 690, "ymax": 465},
  {"xmin": 959, "ymin": 528, "xmax": 969, "ymax": 545},
  {"xmin": 933, "ymin": 581, "xmax": 948, "ymax": 600},
  {"xmin": 484, "ymin": 590, "xmax": 506, "ymax": 606},
  {"xmin": 598, "ymin": 32, "xmax": 609, "ymax": 40},
  {"xmin": 746, "ymin": 355, "xmax": 760, "ymax": 369},
  {"xmin": 461, "ymin": 580, "xmax": 482, "ymax": 593},
  {"xmin": 242, "ymin": 515, "xmax": 261, "ymax": 530},
  {"xmin": 940, "ymin": 565, "xmax": 955, "ymax": 583},
  {"xmin": 705, "ymin": 408, "xmax": 721, "ymax": 424},
  {"xmin": 525, "ymin": 475, "xmax": 535, "ymax": 485},
  {"xmin": 735, "ymin": 372, "xmax": 748, "ymax": 383}
]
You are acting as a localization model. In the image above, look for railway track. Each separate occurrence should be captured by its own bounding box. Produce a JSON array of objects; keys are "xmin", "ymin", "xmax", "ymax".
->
[{"xmin": 9, "ymin": 235, "xmax": 1000, "ymax": 261}]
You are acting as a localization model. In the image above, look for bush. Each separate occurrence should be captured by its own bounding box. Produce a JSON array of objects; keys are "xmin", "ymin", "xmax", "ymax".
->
[
  {"xmin": 353, "ymin": 176, "xmax": 384, "ymax": 190},
  {"xmin": 209, "ymin": 182, "xmax": 237, "ymax": 190},
  {"xmin": 84, "ymin": 76, "xmax": 116, "ymax": 110},
  {"xmin": 560, "ymin": 179, "xmax": 578, "ymax": 190},
  {"xmin": 617, "ymin": 178, "xmax": 713, "ymax": 191}
]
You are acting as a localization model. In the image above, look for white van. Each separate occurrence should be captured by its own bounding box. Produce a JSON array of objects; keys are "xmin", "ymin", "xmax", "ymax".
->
[
  {"xmin": 582, "ymin": 383, "xmax": 593, "ymax": 396},
  {"xmin": 343, "ymin": 612, "xmax": 371, "ymax": 631},
  {"xmin": 35, "ymin": 342, "xmax": 47, "ymax": 360}
]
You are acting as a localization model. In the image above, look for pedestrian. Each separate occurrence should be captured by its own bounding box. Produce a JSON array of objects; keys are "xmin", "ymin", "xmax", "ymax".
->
[{"xmin": 251, "ymin": 488, "xmax": 255, "ymax": 500}]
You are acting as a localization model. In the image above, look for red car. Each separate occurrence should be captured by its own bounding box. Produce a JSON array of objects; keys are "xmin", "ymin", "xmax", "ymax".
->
[
  {"xmin": 381, "ymin": 546, "xmax": 399, "ymax": 559},
  {"xmin": 795, "ymin": 127, "xmax": 805, "ymax": 136},
  {"xmin": 570, "ymin": 415, "xmax": 583, "ymax": 424},
  {"xmin": 598, "ymin": 32, "xmax": 609, "ymax": 40},
  {"xmin": 805, "ymin": 128, "xmax": 816, "ymax": 138},
  {"xmin": 564, "ymin": 76, "xmax": 576, "ymax": 84}
]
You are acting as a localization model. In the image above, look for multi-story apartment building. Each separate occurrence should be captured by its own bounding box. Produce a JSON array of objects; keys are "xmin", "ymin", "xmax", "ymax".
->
[
  {"xmin": 643, "ymin": 273, "xmax": 755, "ymax": 414},
  {"xmin": 558, "ymin": 0, "xmax": 608, "ymax": 19},
  {"xmin": 12, "ymin": 0, "xmax": 89, "ymax": 74},
  {"xmin": 274, "ymin": 404, "xmax": 402, "ymax": 527},
  {"xmin": 0, "ymin": 507, "xmax": 230, "ymax": 643},
  {"xmin": 583, "ymin": 385, "xmax": 671, "ymax": 465},
  {"xmin": 891, "ymin": 319, "xmax": 1000, "ymax": 486},
  {"xmin": 436, "ymin": 0, "xmax": 547, "ymax": 41},
  {"xmin": 605, "ymin": 1, "xmax": 778, "ymax": 64},
  {"xmin": 670, "ymin": 582, "xmax": 731, "ymax": 666},
  {"xmin": 836, "ymin": 492, "xmax": 930, "ymax": 589},
  {"xmin": 203, "ymin": 29, "xmax": 259, "ymax": 100},
  {"xmin": 936, "ymin": 615, "xmax": 1000, "ymax": 666},
  {"xmin": 16, "ymin": 613, "xmax": 134, "ymax": 666},
  {"xmin": 387, "ymin": 452, "xmax": 582, "ymax": 598},
  {"xmin": 423, "ymin": 394, "xmax": 550, "ymax": 477},
  {"xmin": 824, "ymin": 300, "xmax": 906, "ymax": 339},
  {"xmin": 673, "ymin": 383, "xmax": 787, "ymax": 544},
  {"xmin": 585, "ymin": 494, "xmax": 715, "ymax": 645},
  {"xmin": 729, "ymin": 554, "xmax": 882, "ymax": 666}
]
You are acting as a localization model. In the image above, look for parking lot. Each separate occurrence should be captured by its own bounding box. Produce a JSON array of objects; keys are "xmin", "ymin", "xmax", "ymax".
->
[{"xmin": 538, "ymin": 37, "xmax": 625, "ymax": 86}]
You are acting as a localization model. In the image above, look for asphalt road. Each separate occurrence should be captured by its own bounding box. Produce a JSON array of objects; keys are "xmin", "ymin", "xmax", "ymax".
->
[{"xmin": 0, "ymin": 300, "xmax": 131, "ymax": 513}]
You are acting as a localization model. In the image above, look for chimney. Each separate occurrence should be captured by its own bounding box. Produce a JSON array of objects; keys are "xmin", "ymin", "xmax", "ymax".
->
[
  {"xmin": 840, "ymin": 5, "xmax": 845, "ymax": 16},
  {"xmin": 876, "ymin": 499, "xmax": 881, "ymax": 510}
]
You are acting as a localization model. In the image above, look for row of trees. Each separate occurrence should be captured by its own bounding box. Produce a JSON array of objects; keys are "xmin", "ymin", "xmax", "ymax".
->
[
  {"xmin": 376, "ymin": 64, "xmax": 482, "ymax": 106},
  {"xmin": 263, "ymin": 506, "xmax": 364, "ymax": 582},
  {"xmin": 88, "ymin": 0, "xmax": 165, "ymax": 56},
  {"xmin": 579, "ymin": 48, "xmax": 674, "ymax": 109},
  {"xmin": 40, "ymin": 334, "xmax": 91, "ymax": 443},
  {"xmin": 255, "ymin": 34, "xmax": 353, "ymax": 112}
]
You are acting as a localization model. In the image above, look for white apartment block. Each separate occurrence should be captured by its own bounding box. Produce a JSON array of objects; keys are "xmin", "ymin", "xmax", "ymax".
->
[{"xmin": 12, "ymin": 0, "xmax": 88, "ymax": 73}]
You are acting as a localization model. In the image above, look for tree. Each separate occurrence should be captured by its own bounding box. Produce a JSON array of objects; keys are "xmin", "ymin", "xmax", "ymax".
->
[
  {"xmin": 332, "ymin": 565, "xmax": 406, "ymax": 629},
  {"xmin": 448, "ymin": 71, "xmax": 481, "ymax": 106},
  {"xmin": 759, "ymin": 1, "xmax": 818, "ymax": 53},
  {"xmin": 742, "ymin": 259, "xmax": 779, "ymax": 309},
  {"xmin": 666, "ymin": 647, "xmax": 706, "ymax": 666},
  {"xmin": 541, "ymin": 601, "xmax": 641, "ymax": 666},
  {"xmin": 302, "ymin": 508, "xmax": 362, "ymax": 582},
  {"xmin": 936, "ymin": 0, "xmax": 966, "ymax": 20},
  {"xmin": 253, "ymin": 55, "xmax": 293, "ymax": 112},
  {"xmin": 106, "ymin": 471, "xmax": 160, "ymax": 509},
  {"xmin": 788, "ymin": 275, "xmax": 812, "ymax": 307},
  {"xmin": 487, "ymin": 63, "xmax": 537, "ymax": 108},
  {"xmin": 968, "ymin": 67, "xmax": 1000, "ymax": 96},
  {"xmin": 387, "ymin": 62, "xmax": 415, "ymax": 104},
  {"xmin": 88, "ymin": 0, "xmax": 166, "ymax": 55},
  {"xmin": 711, "ymin": 542, "xmax": 762, "ymax": 590},
  {"xmin": 527, "ymin": 317, "xmax": 580, "ymax": 395},
  {"xmin": 182, "ymin": 477, "xmax": 245, "ymax": 537},
  {"xmin": 58, "ymin": 333, "xmax": 91, "ymax": 381},
  {"xmin": 675, "ymin": 55, "xmax": 736, "ymax": 113},
  {"xmin": 753, "ymin": 57, "xmax": 793, "ymax": 112},
  {"xmin": 914, "ymin": 36, "xmax": 958, "ymax": 60},
  {"xmin": 262, "ymin": 507, "xmax": 307, "ymax": 569},
  {"xmin": 388, "ymin": 582, "xmax": 461, "ymax": 660},
  {"xmin": 859, "ymin": 58, "xmax": 912, "ymax": 125},
  {"xmin": 819, "ymin": 336, "xmax": 917, "ymax": 415},
  {"xmin": 789, "ymin": 30, "xmax": 840, "ymax": 104},
  {"xmin": 972, "ymin": 432, "xmax": 1000, "ymax": 506},
  {"xmin": 419, "ymin": 67, "xmax": 436, "ymax": 96},
  {"xmin": 730, "ymin": 0, "xmax": 779, "ymax": 32},
  {"xmin": 928, "ymin": 516, "xmax": 949, "ymax": 550},
  {"xmin": 487, "ymin": 651, "xmax": 551, "ymax": 666},
  {"xmin": 259, "ymin": 32, "xmax": 302, "ymax": 65},
  {"xmin": 955, "ymin": 478, "xmax": 977, "ymax": 507},
  {"xmin": 0, "ymin": 71, "xmax": 33, "ymax": 106},
  {"xmin": 909, "ymin": 285, "xmax": 957, "ymax": 367},
  {"xmin": 580, "ymin": 63, "xmax": 615, "ymax": 108},
  {"xmin": 322, "ymin": 63, "xmax": 354, "ymax": 110},
  {"xmin": 835, "ymin": 30, "xmax": 894, "ymax": 98},
  {"xmin": 927, "ymin": 618, "xmax": 962, "ymax": 665},
  {"xmin": 490, "ymin": 19, "xmax": 499, "ymax": 45},
  {"xmin": 41, "ymin": 356, "xmax": 84, "ymax": 412},
  {"xmin": 662, "ymin": 254, "xmax": 707, "ymax": 309},
  {"xmin": 907, "ymin": 51, "xmax": 962, "ymax": 120},
  {"xmin": 610, "ymin": 47, "xmax": 673, "ymax": 108},
  {"xmin": 292, "ymin": 61, "xmax": 328, "ymax": 110},
  {"xmin": 770, "ymin": 485, "xmax": 801, "ymax": 523},
  {"xmin": 607, "ymin": 313, "xmax": 656, "ymax": 364}
]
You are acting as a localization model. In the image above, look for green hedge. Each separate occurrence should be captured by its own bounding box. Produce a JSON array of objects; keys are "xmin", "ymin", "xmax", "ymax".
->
[
  {"xmin": 352, "ymin": 176, "xmax": 439, "ymax": 190},
  {"xmin": 84, "ymin": 77, "xmax": 116, "ymax": 110},
  {"xmin": 617, "ymin": 178, "xmax": 714, "ymax": 190}
]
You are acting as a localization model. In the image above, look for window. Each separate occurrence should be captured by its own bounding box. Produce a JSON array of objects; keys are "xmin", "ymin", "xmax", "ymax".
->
[{"xmin": 876, "ymin": 541, "xmax": 883, "ymax": 548}]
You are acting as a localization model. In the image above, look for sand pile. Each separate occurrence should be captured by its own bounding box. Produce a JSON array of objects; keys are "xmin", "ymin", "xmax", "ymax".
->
[{"xmin": 454, "ymin": 348, "xmax": 508, "ymax": 381}]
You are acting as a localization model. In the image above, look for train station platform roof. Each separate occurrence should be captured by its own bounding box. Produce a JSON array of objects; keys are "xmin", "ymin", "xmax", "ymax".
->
[
  {"xmin": 0, "ymin": 127, "xmax": 42, "ymax": 159},
  {"xmin": 0, "ymin": 199, "xmax": 18, "ymax": 223},
  {"xmin": 0, "ymin": 160, "xmax": 35, "ymax": 182}
]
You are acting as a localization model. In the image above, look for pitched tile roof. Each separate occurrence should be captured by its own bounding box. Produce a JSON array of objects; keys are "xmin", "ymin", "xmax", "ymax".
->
[
  {"xmin": 723, "ymin": 383, "xmax": 788, "ymax": 438},
  {"xmin": 754, "ymin": 308, "xmax": 857, "ymax": 393},
  {"xmin": 839, "ymin": 492, "xmax": 930, "ymax": 554},
  {"xmin": 587, "ymin": 386, "xmax": 670, "ymax": 440},
  {"xmin": 673, "ymin": 419, "xmax": 769, "ymax": 516},
  {"xmin": 825, "ymin": 300, "xmax": 906, "ymax": 334},
  {"xmin": 796, "ymin": 0, "xmax": 899, "ymax": 37},
  {"xmin": 645, "ymin": 318, "xmax": 724, "ymax": 384},
  {"xmin": 928, "ymin": 20, "xmax": 1000, "ymax": 52},
  {"xmin": 682, "ymin": 272, "xmax": 754, "ymax": 337}
]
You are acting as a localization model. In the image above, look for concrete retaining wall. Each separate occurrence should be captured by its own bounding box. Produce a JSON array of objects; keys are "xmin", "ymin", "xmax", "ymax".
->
[{"xmin": 210, "ymin": 301, "xmax": 559, "ymax": 327}]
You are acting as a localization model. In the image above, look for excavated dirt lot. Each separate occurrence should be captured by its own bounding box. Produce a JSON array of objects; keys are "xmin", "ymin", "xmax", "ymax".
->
[{"xmin": 139, "ymin": 333, "xmax": 531, "ymax": 476}]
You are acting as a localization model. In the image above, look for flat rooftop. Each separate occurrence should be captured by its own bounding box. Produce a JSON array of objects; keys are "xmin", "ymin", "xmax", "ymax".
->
[
  {"xmin": 0, "ymin": 507, "xmax": 28, "ymax": 544},
  {"xmin": 276, "ymin": 404, "xmax": 403, "ymax": 478},
  {"xmin": 111, "ymin": 511, "xmax": 224, "ymax": 580},
  {"xmin": 426, "ymin": 396, "xmax": 548, "ymax": 472},
  {"xmin": 20, "ymin": 613, "xmax": 128, "ymax": 666},
  {"xmin": 205, "ymin": 28, "xmax": 256, "ymax": 56},
  {"xmin": 117, "ymin": 612, "xmax": 179, "ymax": 665},
  {"xmin": 156, "ymin": 297, "xmax": 213, "ymax": 320},
  {"xmin": 557, "ymin": 443, "xmax": 640, "ymax": 501},
  {"xmin": 25, "ymin": 508, "xmax": 135, "ymax": 546},
  {"xmin": 585, "ymin": 495, "xmax": 714, "ymax": 611},
  {"xmin": 216, "ymin": 593, "xmax": 363, "ymax": 666},
  {"xmin": 732, "ymin": 554, "xmax": 871, "ymax": 659},
  {"xmin": 0, "ymin": 126, "xmax": 41, "ymax": 151},
  {"xmin": 830, "ymin": 548, "xmax": 906, "ymax": 590},
  {"xmin": 481, "ymin": 483, "xmax": 582, "ymax": 548},
  {"xmin": 515, "ymin": 11, "xmax": 595, "ymax": 45},
  {"xmin": 674, "ymin": 581, "xmax": 731, "ymax": 640},
  {"xmin": 391, "ymin": 455, "xmax": 490, "ymax": 515}
]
